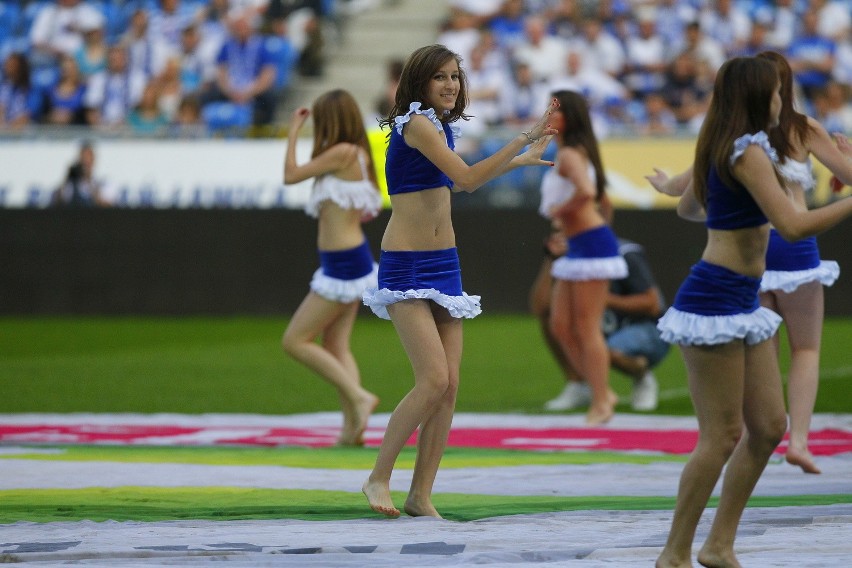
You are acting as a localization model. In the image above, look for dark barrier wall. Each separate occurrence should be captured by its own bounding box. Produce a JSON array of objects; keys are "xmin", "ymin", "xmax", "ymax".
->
[{"xmin": 2, "ymin": 209, "xmax": 850, "ymax": 316}]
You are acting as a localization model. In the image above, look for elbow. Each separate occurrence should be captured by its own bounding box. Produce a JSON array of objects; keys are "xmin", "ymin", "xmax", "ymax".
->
[{"xmin": 773, "ymin": 225, "xmax": 806, "ymax": 242}]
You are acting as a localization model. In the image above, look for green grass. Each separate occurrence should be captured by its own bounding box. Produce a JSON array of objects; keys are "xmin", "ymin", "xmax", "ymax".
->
[{"xmin": 0, "ymin": 315, "xmax": 850, "ymax": 415}]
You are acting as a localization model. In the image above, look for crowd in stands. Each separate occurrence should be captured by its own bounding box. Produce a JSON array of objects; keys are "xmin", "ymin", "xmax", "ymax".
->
[
  {"xmin": 2, "ymin": 0, "xmax": 851, "ymax": 139},
  {"xmin": 437, "ymin": 0, "xmax": 852, "ymax": 140},
  {"xmin": 0, "ymin": 0, "xmax": 337, "ymax": 136}
]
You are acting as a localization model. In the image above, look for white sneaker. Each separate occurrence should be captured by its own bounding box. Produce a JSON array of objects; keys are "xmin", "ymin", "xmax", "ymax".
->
[
  {"xmin": 544, "ymin": 382, "xmax": 591, "ymax": 411},
  {"xmin": 631, "ymin": 372, "xmax": 659, "ymax": 411}
]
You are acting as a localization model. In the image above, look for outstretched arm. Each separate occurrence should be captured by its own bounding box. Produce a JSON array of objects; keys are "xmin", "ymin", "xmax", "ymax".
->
[
  {"xmin": 410, "ymin": 99, "xmax": 559, "ymax": 193},
  {"xmin": 645, "ymin": 165, "xmax": 694, "ymax": 197},
  {"xmin": 806, "ymin": 119, "xmax": 852, "ymax": 186}
]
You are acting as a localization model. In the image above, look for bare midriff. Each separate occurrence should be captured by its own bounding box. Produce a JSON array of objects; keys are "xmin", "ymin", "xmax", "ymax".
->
[{"xmin": 381, "ymin": 187, "xmax": 456, "ymax": 251}]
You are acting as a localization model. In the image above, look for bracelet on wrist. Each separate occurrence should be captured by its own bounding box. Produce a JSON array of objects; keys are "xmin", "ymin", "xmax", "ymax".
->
[{"xmin": 522, "ymin": 130, "xmax": 535, "ymax": 144}]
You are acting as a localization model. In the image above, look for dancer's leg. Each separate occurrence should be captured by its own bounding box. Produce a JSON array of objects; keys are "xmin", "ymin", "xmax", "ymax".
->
[
  {"xmin": 405, "ymin": 304, "xmax": 462, "ymax": 518},
  {"xmin": 362, "ymin": 299, "xmax": 453, "ymax": 517},
  {"xmin": 698, "ymin": 339, "xmax": 787, "ymax": 567},
  {"xmin": 774, "ymin": 282, "xmax": 824, "ymax": 473},
  {"xmin": 323, "ymin": 301, "xmax": 378, "ymax": 445},
  {"xmin": 656, "ymin": 342, "xmax": 745, "ymax": 568},
  {"xmin": 282, "ymin": 293, "xmax": 376, "ymax": 442}
]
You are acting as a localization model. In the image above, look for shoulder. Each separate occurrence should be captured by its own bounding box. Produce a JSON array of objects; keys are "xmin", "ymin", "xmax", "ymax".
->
[
  {"xmin": 394, "ymin": 102, "xmax": 443, "ymax": 135},
  {"xmin": 731, "ymin": 131, "xmax": 778, "ymax": 165}
]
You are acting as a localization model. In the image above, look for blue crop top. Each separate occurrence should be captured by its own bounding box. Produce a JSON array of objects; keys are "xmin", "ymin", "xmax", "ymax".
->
[
  {"xmin": 705, "ymin": 132, "xmax": 778, "ymax": 230},
  {"xmin": 385, "ymin": 102, "xmax": 459, "ymax": 195}
]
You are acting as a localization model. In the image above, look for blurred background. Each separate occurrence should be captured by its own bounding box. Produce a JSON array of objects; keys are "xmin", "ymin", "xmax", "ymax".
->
[{"xmin": 1, "ymin": 0, "xmax": 850, "ymax": 317}]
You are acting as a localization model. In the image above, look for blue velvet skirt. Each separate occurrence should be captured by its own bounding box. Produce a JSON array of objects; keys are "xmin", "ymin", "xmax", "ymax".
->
[
  {"xmin": 551, "ymin": 225, "xmax": 628, "ymax": 281},
  {"xmin": 760, "ymin": 229, "xmax": 839, "ymax": 293},
  {"xmin": 310, "ymin": 240, "xmax": 378, "ymax": 303},
  {"xmin": 658, "ymin": 260, "xmax": 781, "ymax": 346},
  {"xmin": 362, "ymin": 247, "xmax": 481, "ymax": 320}
]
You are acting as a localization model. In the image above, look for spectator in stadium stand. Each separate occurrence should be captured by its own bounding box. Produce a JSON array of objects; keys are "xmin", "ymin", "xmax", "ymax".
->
[
  {"xmin": 573, "ymin": 17, "xmax": 625, "ymax": 79},
  {"xmin": 120, "ymin": 8, "xmax": 173, "ymax": 80},
  {"xmin": 128, "ymin": 81, "xmax": 169, "ymax": 134},
  {"xmin": 43, "ymin": 54, "xmax": 88, "ymax": 126},
  {"xmin": 499, "ymin": 60, "xmax": 550, "ymax": 130},
  {"xmin": 654, "ymin": 0, "xmax": 697, "ymax": 54},
  {"xmin": 169, "ymin": 93, "xmax": 207, "ymax": 138},
  {"xmin": 486, "ymin": 0, "xmax": 528, "ymax": 53},
  {"xmin": 811, "ymin": 0, "xmax": 851, "ymax": 43},
  {"xmin": 677, "ymin": 21, "xmax": 726, "ymax": 85},
  {"xmin": 203, "ymin": 7, "xmax": 278, "ymax": 127},
  {"xmin": 787, "ymin": 8, "xmax": 837, "ymax": 100},
  {"xmin": 811, "ymin": 81, "xmax": 852, "ymax": 134},
  {"xmin": 84, "ymin": 43, "xmax": 147, "ymax": 128},
  {"xmin": 28, "ymin": 0, "xmax": 104, "ymax": 69},
  {"xmin": 765, "ymin": 0, "xmax": 799, "ymax": 50},
  {"xmin": 436, "ymin": 6, "xmax": 483, "ymax": 66},
  {"xmin": 834, "ymin": 28, "xmax": 852, "ymax": 86},
  {"xmin": 73, "ymin": 10, "xmax": 107, "ymax": 79},
  {"xmin": 661, "ymin": 52, "xmax": 710, "ymax": 130},
  {"xmin": 731, "ymin": 19, "xmax": 774, "ymax": 58},
  {"xmin": 0, "ymin": 51, "xmax": 40, "ymax": 129},
  {"xmin": 148, "ymin": 0, "xmax": 201, "ymax": 52},
  {"xmin": 512, "ymin": 14, "xmax": 567, "ymax": 84},
  {"xmin": 622, "ymin": 8, "xmax": 667, "ymax": 101},
  {"xmin": 698, "ymin": 0, "xmax": 752, "ymax": 57}
]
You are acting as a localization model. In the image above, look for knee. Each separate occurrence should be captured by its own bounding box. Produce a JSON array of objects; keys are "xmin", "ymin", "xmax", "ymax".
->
[
  {"xmin": 281, "ymin": 331, "xmax": 300, "ymax": 357},
  {"xmin": 753, "ymin": 413, "xmax": 788, "ymax": 449},
  {"xmin": 700, "ymin": 424, "xmax": 743, "ymax": 459}
]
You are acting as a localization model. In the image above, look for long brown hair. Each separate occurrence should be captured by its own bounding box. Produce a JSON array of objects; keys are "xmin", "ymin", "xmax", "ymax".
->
[
  {"xmin": 757, "ymin": 50, "xmax": 810, "ymax": 161},
  {"xmin": 693, "ymin": 57, "xmax": 778, "ymax": 206},
  {"xmin": 552, "ymin": 90, "xmax": 607, "ymax": 200},
  {"xmin": 378, "ymin": 44, "xmax": 470, "ymax": 134},
  {"xmin": 310, "ymin": 89, "xmax": 377, "ymax": 185}
]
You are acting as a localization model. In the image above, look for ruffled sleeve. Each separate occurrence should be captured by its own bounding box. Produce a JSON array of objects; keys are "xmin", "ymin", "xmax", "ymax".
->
[
  {"xmin": 394, "ymin": 102, "xmax": 444, "ymax": 134},
  {"xmin": 730, "ymin": 131, "xmax": 778, "ymax": 165}
]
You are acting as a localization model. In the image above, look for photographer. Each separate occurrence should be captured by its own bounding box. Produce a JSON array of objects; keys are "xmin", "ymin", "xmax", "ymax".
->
[{"xmin": 51, "ymin": 141, "xmax": 112, "ymax": 208}]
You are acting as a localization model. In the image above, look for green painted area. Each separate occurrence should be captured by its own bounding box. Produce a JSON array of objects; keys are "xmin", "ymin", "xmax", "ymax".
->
[
  {"xmin": 0, "ymin": 445, "xmax": 686, "ymax": 468},
  {"xmin": 1, "ymin": 487, "xmax": 849, "ymax": 524}
]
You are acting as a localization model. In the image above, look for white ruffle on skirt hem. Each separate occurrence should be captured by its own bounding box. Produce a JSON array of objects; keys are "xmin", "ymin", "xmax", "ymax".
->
[
  {"xmin": 362, "ymin": 288, "xmax": 482, "ymax": 320},
  {"xmin": 657, "ymin": 306, "xmax": 782, "ymax": 346},
  {"xmin": 310, "ymin": 264, "xmax": 378, "ymax": 303},
  {"xmin": 759, "ymin": 260, "xmax": 840, "ymax": 293},
  {"xmin": 551, "ymin": 256, "xmax": 628, "ymax": 281}
]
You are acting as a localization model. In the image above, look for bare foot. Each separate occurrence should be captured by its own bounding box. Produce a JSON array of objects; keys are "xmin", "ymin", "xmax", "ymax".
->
[
  {"xmin": 697, "ymin": 547, "xmax": 741, "ymax": 568},
  {"xmin": 352, "ymin": 392, "xmax": 379, "ymax": 442},
  {"xmin": 362, "ymin": 479, "xmax": 400, "ymax": 517},
  {"xmin": 586, "ymin": 390, "xmax": 617, "ymax": 425},
  {"xmin": 786, "ymin": 448, "xmax": 821, "ymax": 474},
  {"xmin": 404, "ymin": 496, "xmax": 442, "ymax": 519},
  {"xmin": 338, "ymin": 392, "xmax": 379, "ymax": 446},
  {"xmin": 656, "ymin": 548, "xmax": 693, "ymax": 567}
]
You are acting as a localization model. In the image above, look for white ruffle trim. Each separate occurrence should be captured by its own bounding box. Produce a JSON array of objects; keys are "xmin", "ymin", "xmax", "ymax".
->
[
  {"xmin": 776, "ymin": 158, "xmax": 815, "ymax": 192},
  {"xmin": 310, "ymin": 264, "xmax": 378, "ymax": 303},
  {"xmin": 394, "ymin": 102, "xmax": 443, "ymax": 134},
  {"xmin": 760, "ymin": 261, "xmax": 840, "ymax": 293},
  {"xmin": 731, "ymin": 131, "xmax": 778, "ymax": 165},
  {"xmin": 551, "ymin": 256, "xmax": 629, "ymax": 281},
  {"xmin": 362, "ymin": 287, "xmax": 482, "ymax": 320},
  {"xmin": 657, "ymin": 306, "xmax": 782, "ymax": 346},
  {"xmin": 304, "ymin": 183, "xmax": 382, "ymax": 218}
]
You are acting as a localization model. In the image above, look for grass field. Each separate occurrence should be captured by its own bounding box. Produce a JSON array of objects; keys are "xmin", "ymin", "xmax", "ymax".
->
[{"xmin": 1, "ymin": 315, "xmax": 851, "ymax": 415}]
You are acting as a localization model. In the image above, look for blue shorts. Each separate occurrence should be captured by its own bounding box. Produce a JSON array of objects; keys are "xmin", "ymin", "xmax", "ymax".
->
[
  {"xmin": 362, "ymin": 248, "xmax": 481, "ymax": 320},
  {"xmin": 309, "ymin": 240, "xmax": 378, "ymax": 303},
  {"xmin": 551, "ymin": 225, "xmax": 628, "ymax": 281},
  {"xmin": 658, "ymin": 260, "xmax": 781, "ymax": 346}
]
